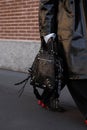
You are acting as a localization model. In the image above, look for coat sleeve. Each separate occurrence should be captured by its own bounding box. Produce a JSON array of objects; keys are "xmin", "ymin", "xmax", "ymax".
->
[{"xmin": 39, "ymin": 0, "xmax": 58, "ymax": 37}]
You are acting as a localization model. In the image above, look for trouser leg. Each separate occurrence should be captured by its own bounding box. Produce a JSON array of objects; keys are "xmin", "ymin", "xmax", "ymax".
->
[{"xmin": 67, "ymin": 80, "xmax": 87, "ymax": 119}]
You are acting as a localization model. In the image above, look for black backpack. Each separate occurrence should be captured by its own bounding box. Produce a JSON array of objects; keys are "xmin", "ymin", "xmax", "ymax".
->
[{"xmin": 15, "ymin": 37, "xmax": 67, "ymax": 109}]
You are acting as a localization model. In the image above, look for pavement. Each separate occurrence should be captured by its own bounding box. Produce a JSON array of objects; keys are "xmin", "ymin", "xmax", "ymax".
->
[{"xmin": 0, "ymin": 69, "xmax": 87, "ymax": 130}]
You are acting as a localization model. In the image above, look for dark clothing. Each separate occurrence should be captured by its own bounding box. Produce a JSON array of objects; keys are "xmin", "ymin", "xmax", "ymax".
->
[
  {"xmin": 67, "ymin": 80, "xmax": 87, "ymax": 119},
  {"xmin": 39, "ymin": 0, "xmax": 87, "ymax": 79},
  {"xmin": 39, "ymin": 0, "xmax": 87, "ymax": 119}
]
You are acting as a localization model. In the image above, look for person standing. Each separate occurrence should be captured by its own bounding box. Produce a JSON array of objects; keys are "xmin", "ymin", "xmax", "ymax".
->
[{"xmin": 39, "ymin": 0, "xmax": 87, "ymax": 125}]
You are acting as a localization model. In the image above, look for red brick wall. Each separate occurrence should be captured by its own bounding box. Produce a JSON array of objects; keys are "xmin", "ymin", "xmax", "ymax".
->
[{"xmin": 0, "ymin": 0, "xmax": 40, "ymax": 41}]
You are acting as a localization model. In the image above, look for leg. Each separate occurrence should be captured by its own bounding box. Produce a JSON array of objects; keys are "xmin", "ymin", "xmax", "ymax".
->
[{"xmin": 67, "ymin": 80, "xmax": 87, "ymax": 119}]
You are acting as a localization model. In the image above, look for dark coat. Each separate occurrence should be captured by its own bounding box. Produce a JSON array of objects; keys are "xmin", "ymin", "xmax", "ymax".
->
[{"xmin": 39, "ymin": 0, "xmax": 87, "ymax": 79}]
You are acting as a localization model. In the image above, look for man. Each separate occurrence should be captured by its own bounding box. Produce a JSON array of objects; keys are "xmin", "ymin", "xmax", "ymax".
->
[{"xmin": 39, "ymin": 0, "xmax": 87, "ymax": 124}]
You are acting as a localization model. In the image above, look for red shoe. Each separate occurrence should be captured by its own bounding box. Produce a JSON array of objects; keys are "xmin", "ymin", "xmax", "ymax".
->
[
  {"xmin": 38, "ymin": 100, "xmax": 48, "ymax": 109},
  {"xmin": 41, "ymin": 102, "xmax": 45, "ymax": 108},
  {"xmin": 37, "ymin": 100, "xmax": 46, "ymax": 107},
  {"xmin": 84, "ymin": 120, "xmax": 87, "ymax": 125},
  {"xmin": 38, "ymin": 100, "xmax": 42, "ymax": 105},
  {"xmin": 41, "ymin": 102, "xmax": 48, "ymax": 109}
]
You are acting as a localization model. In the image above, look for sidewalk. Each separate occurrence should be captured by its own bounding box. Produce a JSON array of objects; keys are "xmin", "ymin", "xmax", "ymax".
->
[{"xmin": 0, "ymin": 69, "xmax": 87, "ymax": 130}]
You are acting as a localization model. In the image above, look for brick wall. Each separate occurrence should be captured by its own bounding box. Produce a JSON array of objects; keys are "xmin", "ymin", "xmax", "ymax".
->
[{"xmin": 0, "ymin": 0, "xmax": 40, "ymax": 41}]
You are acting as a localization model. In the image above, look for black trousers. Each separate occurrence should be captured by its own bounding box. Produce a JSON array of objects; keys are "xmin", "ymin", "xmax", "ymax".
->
[{"xmin": 67, "ymin": 80, "xmax": 87, "ymax": 119}]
